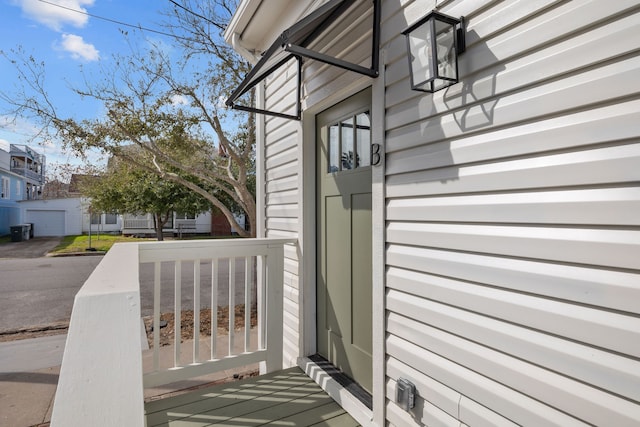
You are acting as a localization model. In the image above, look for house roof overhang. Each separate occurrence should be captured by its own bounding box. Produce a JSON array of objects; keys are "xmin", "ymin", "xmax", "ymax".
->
[{"xmin": 225, "ymin": 0, "xmax": 381, "ymax": 120}]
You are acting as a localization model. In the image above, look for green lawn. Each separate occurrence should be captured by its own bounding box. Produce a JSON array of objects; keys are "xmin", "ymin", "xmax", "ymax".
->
[
  {"xmin": 51, "ymin": 234, "xmax": 154, "ymax": 254},
  {"xmin": 50, "ymin": 233, "xmax": 240, "ymax": 254}
]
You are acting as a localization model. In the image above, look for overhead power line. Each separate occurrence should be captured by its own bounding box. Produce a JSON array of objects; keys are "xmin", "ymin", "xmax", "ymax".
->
[
  {"xmin": 36, "ymin": 0, "xmax": 197, "ymax": 43},
  {"xmin": 167, "ymin": 0, "xmax": 224, "ymax": 31}
]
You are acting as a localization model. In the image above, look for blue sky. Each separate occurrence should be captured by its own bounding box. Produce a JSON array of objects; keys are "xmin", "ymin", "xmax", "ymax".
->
[{"xmin": 0, "ymin": 0, "xmax": 179, "ymax": 167}]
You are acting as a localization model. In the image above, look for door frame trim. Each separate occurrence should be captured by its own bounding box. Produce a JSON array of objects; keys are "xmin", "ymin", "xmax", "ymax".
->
[{"xmin": 297, "ymin": 51, "xmax": 386, "ymax": 427}]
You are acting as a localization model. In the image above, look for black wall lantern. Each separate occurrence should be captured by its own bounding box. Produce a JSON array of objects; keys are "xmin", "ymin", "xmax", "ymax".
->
[{"xmin": 402, "ymin": 11, "xmax": 466, "ymax": 93}]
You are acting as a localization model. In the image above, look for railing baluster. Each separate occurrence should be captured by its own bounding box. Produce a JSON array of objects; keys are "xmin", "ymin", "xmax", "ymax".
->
[
  {"xmin": 211, "ymin": 258, "xmax": 218, "ymax": 360},
  {"xmin": 137, "ymin": 238, "xmax": 293, "ymax": 389},
  {"xmin": 258, "ymin": 255, "xmax": 266, "ymax": 352},
  {"xmin": 153, "ymin": 261, "xmax": 161, "ymax": 371},
  {"xmin": 174, "ymin": 261, "xmax": 181, "ymax": 367},
  {"xmin": 244, "ymin": 256, "xmax": 251, "ymax": 352},
  {"xmin": 228, "ymin": 257, "xmax": 235, "ymax": 356},
  {"xmin": 193, "ymin": 260, "xmax": 200, "ymax": 364}
]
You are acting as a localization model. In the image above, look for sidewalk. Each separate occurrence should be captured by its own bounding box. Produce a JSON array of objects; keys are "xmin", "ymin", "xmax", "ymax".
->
[
  {"xmin": 0, "ymin": 328, "xmax": 258, "ymax": 427},
  {"xmin": 0, "ymin": 334, "xmax": 65, "ymax": 427}
]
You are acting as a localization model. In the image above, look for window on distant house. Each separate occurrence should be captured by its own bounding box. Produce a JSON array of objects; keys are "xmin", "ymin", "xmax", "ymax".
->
[
  {"xmin": 91, "ymin": 213, "xmax": 101, "ymax": 225},
  {"xmin": 16, "ymin": 181, "xmax": 21, "ymax": 200},
  {"xmin": 176, "ymin": 212, "xmax": 196, "ymax": 219},
  {"xmin": 104, "ymin": 213, "xmax": 117, "ymax": 224},
  {"xmin": 1, "ymin": 177, "xmax": 9, "ymax": 199}
]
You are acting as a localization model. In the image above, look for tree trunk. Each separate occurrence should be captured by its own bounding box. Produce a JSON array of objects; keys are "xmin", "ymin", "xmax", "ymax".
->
[{"xmin": 154, "ymin": 213, "xmax": 165, "ymax": 241}]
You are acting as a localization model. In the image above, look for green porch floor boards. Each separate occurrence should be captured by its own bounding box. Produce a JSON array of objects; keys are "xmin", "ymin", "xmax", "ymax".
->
[{"xmin": 145, "ymin": 367, "xmax": 361, "ymax": 427}]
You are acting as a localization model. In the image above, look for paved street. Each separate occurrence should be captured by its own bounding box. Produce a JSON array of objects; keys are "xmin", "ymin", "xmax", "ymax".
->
[{"xmin": 0, "ymin": 256, "xmax": 103, "ymax": 332}]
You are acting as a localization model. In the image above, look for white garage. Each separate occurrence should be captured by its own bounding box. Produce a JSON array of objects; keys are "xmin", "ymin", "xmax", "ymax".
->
[
  {"xmin": 26, "ymin": 209, "xmax": 65, "ymax": 236},
  {"xmin": 20, "ymin": 198, "xmax": 84, "ymax": 236}
]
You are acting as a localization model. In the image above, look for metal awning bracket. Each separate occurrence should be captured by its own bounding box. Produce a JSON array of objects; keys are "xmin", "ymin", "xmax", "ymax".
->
[{"xmin": 226, "ymin": 0, "xmax": 381, "ymax": 120}]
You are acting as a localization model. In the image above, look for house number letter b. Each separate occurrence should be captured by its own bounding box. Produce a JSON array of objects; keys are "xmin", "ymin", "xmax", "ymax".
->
[{"xmin": 371, "ymin": 143, "xmax": 382, "ymax": 166}]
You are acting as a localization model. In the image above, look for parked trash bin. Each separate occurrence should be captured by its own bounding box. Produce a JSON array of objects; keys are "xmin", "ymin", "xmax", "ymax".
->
[
  {"xmin": 10, "ymin": 225, "xmax": 30, "ymax": 242},
  {"xmin": 27, "ymin": 222, "xmax": 34, "ymax": 239},
  {"xmin": 10, "ymin": 225, "xmax": 24, "ymax": 242}
]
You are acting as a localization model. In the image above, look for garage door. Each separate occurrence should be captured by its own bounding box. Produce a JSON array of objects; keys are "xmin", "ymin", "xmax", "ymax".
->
[{"xmin": 26, "ymin": 210, "xmax": 65, "ymax": 236}]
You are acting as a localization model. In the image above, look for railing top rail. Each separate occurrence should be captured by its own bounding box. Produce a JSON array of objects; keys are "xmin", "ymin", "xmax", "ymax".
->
[
  {"xmin": 138, "ymin": 237, "xmax": 296, "ymax": 249},
  {"xmin": 78, "ymin": 242, "xmax": 140, "ymax": 295},
  {"xmin": 138, "ymin": 237, "xmax": 296, "ymax": 263}
]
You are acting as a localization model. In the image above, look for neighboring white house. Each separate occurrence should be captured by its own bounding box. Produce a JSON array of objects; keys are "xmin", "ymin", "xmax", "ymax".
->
[
  {"xmin": 20, "ymin": 197, "xmax": 213, "ymax": 237},
  {"xmin": 224, "ymin": 1, "xmax": 640, "ymax": 426}
]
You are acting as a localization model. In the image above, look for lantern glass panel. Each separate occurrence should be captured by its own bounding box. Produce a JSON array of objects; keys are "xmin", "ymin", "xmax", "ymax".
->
[
  {"xmin": 434, "ymin": 19, "xmax": 456, "ymax": 81},
  {"xmin": 406, "ymin": 23, "xmax": 433, "ymax": 89}
]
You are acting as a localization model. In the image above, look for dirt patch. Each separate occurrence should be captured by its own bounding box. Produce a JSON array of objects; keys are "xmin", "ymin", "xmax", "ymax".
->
[
  {"xmin": 143, "ymin": 305, "xmax": 257, "ymax": 347},
  {"xmin": 1, "ymin": 305, "xmax": 258, "ymax": 345}
]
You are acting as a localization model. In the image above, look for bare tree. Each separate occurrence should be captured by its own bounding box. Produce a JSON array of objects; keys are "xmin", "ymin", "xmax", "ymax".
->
[{"xmin": 0, "ymin": 0, "xmax": 257, "ymax": 237}]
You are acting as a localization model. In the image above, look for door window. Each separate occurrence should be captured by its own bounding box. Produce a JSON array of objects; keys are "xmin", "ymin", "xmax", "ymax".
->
[{"xmin": 327, "ymin": 111, "xmax": 371, "ymax": 173}]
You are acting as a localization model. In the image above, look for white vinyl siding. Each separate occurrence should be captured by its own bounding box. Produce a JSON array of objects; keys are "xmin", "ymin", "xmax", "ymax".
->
[
  {"xmin": 251, "ymin": 0, "xmax": 640, "ymax": 425},
  {"xmin": 382, "ymin": 0, "xmax": 640, "ymax": 426},
  {"xmin": 263, "ymin": 88, "xmax": 303, "ymax": 366}
]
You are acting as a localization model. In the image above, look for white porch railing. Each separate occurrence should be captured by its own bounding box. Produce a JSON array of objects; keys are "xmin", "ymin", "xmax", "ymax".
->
[
  {"xmin": 123, "ymin": 217, "xmax": 153, "ymax": 229},
  {"xmin": 50, "ymin": 238, "xmax": 294, "ymax": 427}
]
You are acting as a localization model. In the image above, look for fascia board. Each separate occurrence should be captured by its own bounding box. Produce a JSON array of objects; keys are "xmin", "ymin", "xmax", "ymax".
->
[
  {"xmin": 224, "ymin": 0, "xmax": 262, "ymax": 45},
  {"xmin": 225, "ymin": 0, "xmax": 320, "ymax": 54}
]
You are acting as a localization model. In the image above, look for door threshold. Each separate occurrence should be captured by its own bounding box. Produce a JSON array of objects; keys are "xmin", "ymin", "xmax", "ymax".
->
[
  {"xmin": 307, "ymin": 354, "xmax": 372, "ymax": 409},
  {"xmin": 299, "ymin": 356, "xmax": 375, "ymax": 426}
]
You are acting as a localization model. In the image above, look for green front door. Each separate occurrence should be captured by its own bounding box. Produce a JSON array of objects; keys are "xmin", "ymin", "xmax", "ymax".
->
[{"xmin": 317, "ymin": 88, "xmax": 372, "ymax": 393}]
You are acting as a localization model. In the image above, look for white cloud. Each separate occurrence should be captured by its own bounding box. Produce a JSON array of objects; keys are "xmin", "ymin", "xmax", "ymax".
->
[
  {"xmin": 0, "ymin": 115, "xmax": 41, "ymax": 138},
  {"xmin": 59, "ymin": 33, "xmax": 99, "ymax": 61},
  {"xmin": 170, "ymin": 94, "xmax": 189, "ymax": 106},
  {"xmin": 0, "ymin": 116, "xmax": 67, "ymax": 162},
  {"xmin": 17, "ymin": 0, "xmax": 95, "ymax": 31}
]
